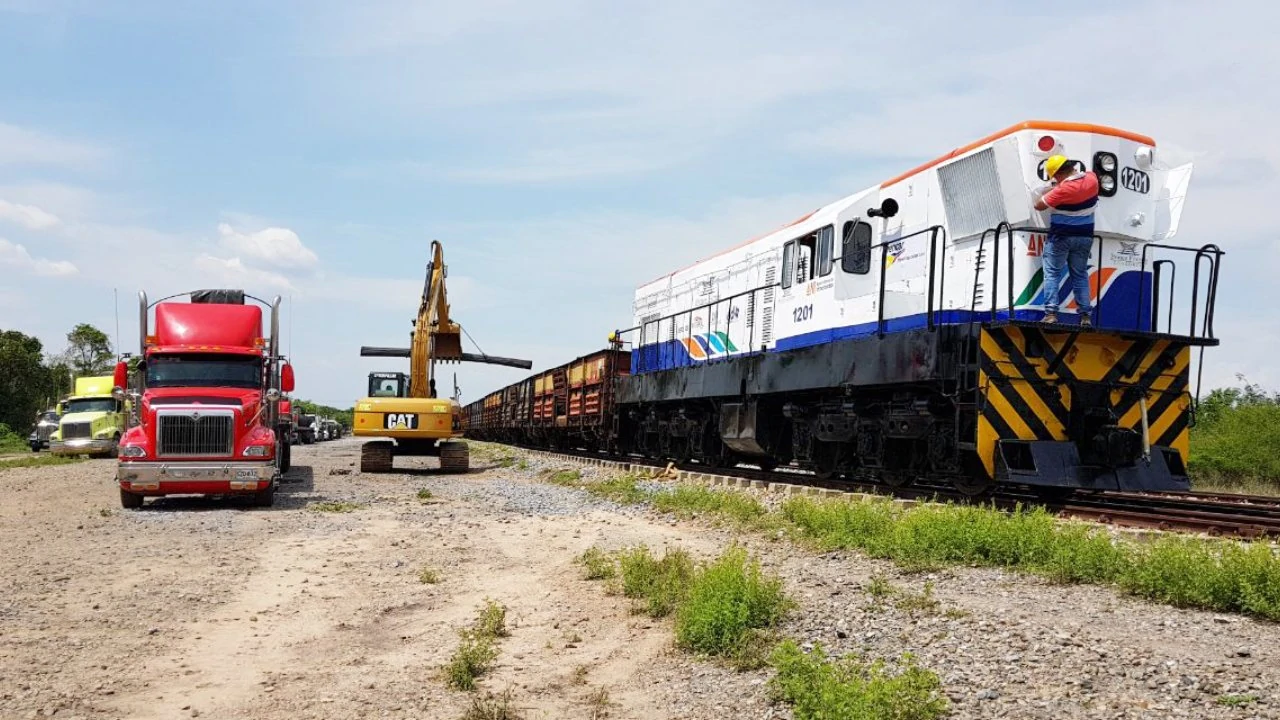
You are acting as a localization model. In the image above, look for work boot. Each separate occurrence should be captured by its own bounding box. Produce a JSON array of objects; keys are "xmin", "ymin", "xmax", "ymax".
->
[
  {"xmin": 1080, "ymin": 313, "xmax": 1092, "ymax": 328},
  {"xmin": 1042, "ymin": 312, "xmax": 1058, "ymax": 324}
]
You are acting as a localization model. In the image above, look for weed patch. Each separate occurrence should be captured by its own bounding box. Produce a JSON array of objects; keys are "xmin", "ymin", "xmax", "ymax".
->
[
  {"xmin": 547, "ymin": 469, "xmax": 582, "ymax": 486},
  {"xmin": 675, "ymin": 545, "xmax": 791, "ymax": 659},
  {"xmin": 460, "ymin": 688, "xmax": 522, "ymax": 720},
  {"xmin": 769, "ymin": 640, "xmax": 948, "ymax": 720},
  {"xmin": 0, "ymin": 455, "xmax": 86, "ymax": 471},
  {"xmin": 783, "ymin": 495, "xmax": 1280, "ymax": 622},
  {"xmin": 585, "ymin": 475, "xmax": 654, "ymax": 505},
  {"xmin": 444, "ymin": 599, "xmax": 511, "ymax": 691},
  {"xmin": 576, "ymin": 547, "xmax": 616, "ymax": 580},
  {"xmin": 417, "ymin": 488, "xmax": 434, "ymax": 501},
  {"xmin": 308, "ymin": 500, "xmax": 364, "ymax": 513},
  {"xmin": 617, "ymin": 546, "xmax": 694, "ymax": 617},
  {"xmin": 419, "ymin": 567, "xmax": 441, "ymax": 584},
  {"xmin": 1217, "ymin": 693, "xmax": 1259, "ymax": 708},
  {"xmin": 652, "ymin": 485, "xmax": 767, "ymax": 525}
]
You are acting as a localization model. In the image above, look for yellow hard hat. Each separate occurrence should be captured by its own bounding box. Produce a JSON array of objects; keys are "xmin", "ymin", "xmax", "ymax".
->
[{"xmin": 1044, "ymin": 154, "xmax": 1069, "ymax": 179}]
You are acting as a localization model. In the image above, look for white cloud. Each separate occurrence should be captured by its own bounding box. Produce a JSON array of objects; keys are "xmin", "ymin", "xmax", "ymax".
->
[
  {"xmin": 216, "ymin": 223, "xmax": 319, "ymax": 271},
  {"xmin": 193, "ymin": 253, "xmax": 295, "ymax": 291},
  {"xmin": 0, "ymin": 198, "xmax": 60, "ymax": 230},
  {"xmin": 0, "ymin": 121, "xmax": 107, "ymax": 169},
  {"xmin": 0, "ymin": 238, "xmax": 78, "ymax": 276}
]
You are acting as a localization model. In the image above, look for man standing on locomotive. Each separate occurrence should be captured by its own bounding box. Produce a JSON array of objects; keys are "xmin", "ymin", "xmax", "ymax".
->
[{"xmin": 1033, "ymin": 154, "xmax": 1099, "ymax": 326}]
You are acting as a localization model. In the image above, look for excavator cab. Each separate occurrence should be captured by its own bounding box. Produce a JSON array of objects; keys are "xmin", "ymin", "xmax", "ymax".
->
[{"xmin": 367, "ymin": 372, "xmax": 409, "ymax": 398}]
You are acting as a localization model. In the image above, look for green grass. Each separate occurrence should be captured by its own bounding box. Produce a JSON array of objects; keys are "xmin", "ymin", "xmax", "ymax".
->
[
  {"xmin": 417, "ymin": 488, "xmax": 434, "ymax": 500},
  {"xmin": 584, "ymin": 475, "xmax": 654, "ymax": 505},
  {"xmin": 675, "ymin": 545, "xmax": 791, "ymax": 659},
  {"xmin": 1216, "ymin": 693, "xmax": 1259, "ymax": 708},
  {"xmin": 0, "ymin": 423, "xmax": 28, "ymax": 453},
  {"xmin": 782, "ymin": 495, "xmax": 1280, "ymax": 621},
  {"xmin": 308, "ymin": 500, "xmax": 364, "ymax": 513},
  {"xmin": 475, "ymin": 598, "xmax": 509, "ymax": 638},
  {"xmin": 1190, "ymin": 397, "xmax": 1280, "ymax": 493},
  {"xmin": 651, "ymin": 485, "xmax": 768, "ymax": 526},
  {"xmin": 769, "ymin": 640, "xmax": 948, "ymax": 720},
  {"xmin": 575, "ymin": 547, "xmax": 616, "ymax": 580},
  {"xmin": 443, "ymin": 599, "xmax": 511, "ymax": 691},
  {"xmin": 0, "ymin": 454, "xmax": 86, "ymax": 471},
  {"xmin": 419, "ymin": 567, "xmax": 441, "ymax": 584},
  {"xmin": 617, "ymin": 545, "xmax": 695, "ymax": 618},
  {"xmin": 547, "ymin": 469, "xmax": 582, "ymax": 486}
]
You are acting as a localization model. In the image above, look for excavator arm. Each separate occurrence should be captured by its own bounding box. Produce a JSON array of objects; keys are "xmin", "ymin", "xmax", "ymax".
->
[{"xmin": 361, "ymin": 240, "xmax": 531, "ymax": 399}]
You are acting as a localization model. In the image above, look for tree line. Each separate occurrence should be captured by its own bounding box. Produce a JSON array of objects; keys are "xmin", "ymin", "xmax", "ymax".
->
[{"xmin": 0, "ymin": 324, "xmax": 116, "ymax": 435}]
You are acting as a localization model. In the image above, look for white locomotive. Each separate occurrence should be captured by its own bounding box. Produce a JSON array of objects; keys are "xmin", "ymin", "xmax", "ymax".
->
[{"xmin": 630, "ymin": 121, "xmax": 1193, "ymax": 370}]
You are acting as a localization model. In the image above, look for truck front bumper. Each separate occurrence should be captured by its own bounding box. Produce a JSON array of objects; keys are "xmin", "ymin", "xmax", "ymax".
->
[
  {"xmin": 50, "ymin": 438, "xmax": 115, "ymax": 456},
  {"xmin": 116, "ymin": 461, "xmax": 275, "ymax": 494}
]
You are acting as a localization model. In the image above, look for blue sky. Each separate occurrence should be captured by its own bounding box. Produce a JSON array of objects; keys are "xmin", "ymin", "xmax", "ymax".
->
[{"xmin": 1, "ymin": 0, "xmax": 1276, "ymax": 407}]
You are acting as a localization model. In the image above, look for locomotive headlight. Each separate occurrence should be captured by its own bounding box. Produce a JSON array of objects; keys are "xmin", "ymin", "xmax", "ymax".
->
[
  {"xmin": 1100, "ymin": 175, "xmax": 1116, "ymax": 192},
  {"xmin": 1135, "ymin": 146, "xmax": 1154, "ymax": 170},
  {"xmin": 1099, "ymin": 154, "xmax": 1117, "ymax": 172}
]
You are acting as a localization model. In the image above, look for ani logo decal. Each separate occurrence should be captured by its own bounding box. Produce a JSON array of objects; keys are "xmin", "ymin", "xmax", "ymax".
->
[{"xmin": 680, "ymin": 331, "xmax": 739, "ymax": 361}]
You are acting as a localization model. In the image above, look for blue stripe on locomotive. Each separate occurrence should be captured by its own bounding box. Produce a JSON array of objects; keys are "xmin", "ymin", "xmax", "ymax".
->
[{"xmin": 630, "ymin": 271, "xmax": 1154, "ymax": 374}]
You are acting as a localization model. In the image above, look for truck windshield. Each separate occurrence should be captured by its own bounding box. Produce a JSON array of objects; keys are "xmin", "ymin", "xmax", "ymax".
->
[
  {"xmin": 146, "ymin": 354, "xmax": 262, "ymax": 389},
  {"xmin": 63, "ymin": 398, "xmax": 116, "ymax": 414}
]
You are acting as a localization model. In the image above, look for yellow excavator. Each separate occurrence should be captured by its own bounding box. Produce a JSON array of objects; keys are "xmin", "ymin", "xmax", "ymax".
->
[{"xmin": 352, "ymin": 240, "xmax": 531, "ymax": 473}]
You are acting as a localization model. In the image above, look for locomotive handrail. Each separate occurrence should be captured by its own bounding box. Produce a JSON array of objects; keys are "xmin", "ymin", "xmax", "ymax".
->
[
  {"xmin": 868, "ymin": 224, "xmax": 947, "ymax": 336},
  {"xmin": 1133, "ymin": 242, "xmax": 1223, "ymax": 340}
]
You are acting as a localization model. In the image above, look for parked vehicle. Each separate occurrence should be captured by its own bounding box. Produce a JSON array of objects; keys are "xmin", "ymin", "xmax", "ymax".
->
[
  {"xmin": 28, "ymin": 409, "xmax": 60, "ymax": 452},
  {"xmin": 114, "ymin": 288, "xmax": 295, "ymax": 509},
  {"xmin": 49, "ymin": 377, "xmax": 126, "ymax": 458}
]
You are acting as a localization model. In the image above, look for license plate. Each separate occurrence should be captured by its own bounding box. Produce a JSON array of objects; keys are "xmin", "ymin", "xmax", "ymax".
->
[
  {"xmin": 384, "ymin": 413, "xmax": 419, "ymax": 430},
  {"xmin": 235, "ymin": 468, "xmax": 258, "ymax": 480}
]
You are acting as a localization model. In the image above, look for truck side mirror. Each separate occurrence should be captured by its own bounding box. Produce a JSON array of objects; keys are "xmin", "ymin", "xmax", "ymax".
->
[
  {"xmin": 112, "ymin": 361, "xmax": 128, "ymax": 393},
  {"xmin": 281, "ymin": 363, "xmax": 295, "ymax": 393}
]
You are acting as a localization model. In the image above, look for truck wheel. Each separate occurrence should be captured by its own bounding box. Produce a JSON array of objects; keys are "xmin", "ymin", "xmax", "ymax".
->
[
  {"xmin": 439, "ymin": 441, "xmax": 469, "ymax": 473},
  {"xmin": 119, "ymin": 488, "xmax": 144, "ymax": 510},
  {"xmin": 253, "ymin": 481, "xmax": 276, "ymax": 507},
  {"xmin": 30, "ymin": 443, "xmax": 39, "ymax": 452},
  {"xmin": 360, "ymin": 441, "xmax": 395, "ymax": 473},
  {"xmin": 108, "ymin": 436, "xmax": 120, "ymax": 459}
]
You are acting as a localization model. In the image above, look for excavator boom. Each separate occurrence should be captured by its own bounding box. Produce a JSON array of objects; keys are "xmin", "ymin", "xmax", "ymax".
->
[{"xmin": 353, "ymin": 239, "xmax": 532, "ymax": 474}]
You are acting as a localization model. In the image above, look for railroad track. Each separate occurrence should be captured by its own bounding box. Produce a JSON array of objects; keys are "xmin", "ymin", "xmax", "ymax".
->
[{"xmin": 492, "ymin": 443, "xmax": 1280, "ymax": 539}]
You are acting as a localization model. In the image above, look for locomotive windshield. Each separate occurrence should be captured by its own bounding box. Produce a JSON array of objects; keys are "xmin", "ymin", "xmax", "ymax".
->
[{"xmin": 145, "ymin": 353, "xmax": 262, "ymax": 389}]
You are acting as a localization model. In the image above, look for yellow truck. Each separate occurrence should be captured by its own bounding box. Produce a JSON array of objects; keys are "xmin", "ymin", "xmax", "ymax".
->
[{"xmin": 50, "ymin": 376, "xmax": 127, "ymax": 458}]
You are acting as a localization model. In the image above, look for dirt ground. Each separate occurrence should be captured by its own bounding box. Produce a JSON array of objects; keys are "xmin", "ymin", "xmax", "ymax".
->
[{"xmin": 2, "ymin": 440, "xmax": 1278, "ymax": 720}]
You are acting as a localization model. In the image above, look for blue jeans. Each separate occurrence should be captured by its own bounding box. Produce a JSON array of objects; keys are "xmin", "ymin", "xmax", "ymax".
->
[{"xmin": 1042, "ymin": 234, "xmax": 1093, "ymax": 315}]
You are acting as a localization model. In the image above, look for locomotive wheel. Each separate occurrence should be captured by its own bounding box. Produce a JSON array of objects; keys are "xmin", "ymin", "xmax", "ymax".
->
[
  {"xmin": 439, "ymin": 441, "xmax": 469, "ymax": 473},
  {"xmin": 360, "ymin": 441, "xmax": 395, "ymax": 473},
  {"xmin": 952, "ymin": 475, "xmax": 995, "ymax": 498}
]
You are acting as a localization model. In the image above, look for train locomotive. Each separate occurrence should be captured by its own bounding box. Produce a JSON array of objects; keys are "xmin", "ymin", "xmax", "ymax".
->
[{"xmin": 464, "ymin": 121, "xmax": 1223, "ymax": 497}]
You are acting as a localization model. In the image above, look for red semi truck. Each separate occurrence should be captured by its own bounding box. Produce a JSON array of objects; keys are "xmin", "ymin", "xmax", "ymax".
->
[{"xmin": 112, "ymin": 289, "xmax": 295, "ymax": 509}]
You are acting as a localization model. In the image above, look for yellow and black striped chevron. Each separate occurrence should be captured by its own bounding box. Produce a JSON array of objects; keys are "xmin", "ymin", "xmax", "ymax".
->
[{"xmin": 976, "ymin": 326, "xmax": 1191, "ymax": 479}]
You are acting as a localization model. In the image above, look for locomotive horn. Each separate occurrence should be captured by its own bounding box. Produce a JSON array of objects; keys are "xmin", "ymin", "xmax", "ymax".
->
[{"xmin": 866, "ymin": 198, "xmax": 899, "ymax": 218}]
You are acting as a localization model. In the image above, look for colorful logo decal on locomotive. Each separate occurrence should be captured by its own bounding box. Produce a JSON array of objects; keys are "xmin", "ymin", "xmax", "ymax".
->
[
  {"xmin": 883, "ymin": 240, "xmax": 906, "ymax": 269},
  {"xmin": 1014, "ymin": 266, "xmax": 1120, "ymax": 308},
  {"xmin": 679, "ymin": 331, "xmax": 739, "ymax": 360}
]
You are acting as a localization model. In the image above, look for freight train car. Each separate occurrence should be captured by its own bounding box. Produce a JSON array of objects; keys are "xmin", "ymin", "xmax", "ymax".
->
[{"xmin": 465, "ymin": 120, "xmax": 1222, "ymax": 498}]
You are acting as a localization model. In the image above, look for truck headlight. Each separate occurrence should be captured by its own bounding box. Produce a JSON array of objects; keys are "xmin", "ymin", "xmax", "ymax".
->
[
  {"xmin": 242, "ymin": 445, "xmax": 270, "ymax": 457},
  {"xmin": 120, "ymin": 446, "xmax": 147, "ymax": 458}
]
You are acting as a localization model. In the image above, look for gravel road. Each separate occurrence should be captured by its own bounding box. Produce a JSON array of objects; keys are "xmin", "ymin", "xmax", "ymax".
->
[{"xmin": 1, "ymin": 441, "xmax": 1277, "ymax": 719}]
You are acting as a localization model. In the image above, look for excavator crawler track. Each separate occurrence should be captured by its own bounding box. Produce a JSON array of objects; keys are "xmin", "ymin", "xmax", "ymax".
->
[
  {"xmin": 438, "ymin": 441, "xmax": 469, "ymax": 473},
  {"xmin": 360, "ymin": 441, "xmax": 395, "ymax": 473}
]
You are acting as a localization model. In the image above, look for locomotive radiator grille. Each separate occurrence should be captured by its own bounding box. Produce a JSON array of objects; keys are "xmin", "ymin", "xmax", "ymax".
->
[
  {"xmin": 61, "ymin": 422, "xmax": 92, "ymax": 440},
  {"xmin": 157, "ymin": 411, "xmax": 235, "ymax": 457}
]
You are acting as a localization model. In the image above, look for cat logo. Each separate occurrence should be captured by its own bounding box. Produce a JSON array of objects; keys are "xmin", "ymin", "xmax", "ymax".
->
[{"xmin": 383, "ymin": 413, "xmax": 418, "ymax": 430}]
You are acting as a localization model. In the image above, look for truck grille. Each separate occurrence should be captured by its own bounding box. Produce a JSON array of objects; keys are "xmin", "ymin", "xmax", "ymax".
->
[
  {"xmin": 37, "ymin": 425, "xmax": 56, "ymax": 441},
  {"xmin": 61, "ymin": 422, "xmax": 92, "ymax": 440},
  {"xmin": 157, "ymin": 412, "xmax": 235, "ymax": 457}
]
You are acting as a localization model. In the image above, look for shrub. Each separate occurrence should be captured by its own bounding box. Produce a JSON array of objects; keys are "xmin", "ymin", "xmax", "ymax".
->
[
  {"xmin": 576, "ymin": 547, "xmax": 616, "ymax": 580},
  {"xmin": 769, "ymin": 641, "xmax": 948, "ymax": 720},
  {"xmin": 652, "ymin": 485, "xmax": 767, "ymax": 525},
  {"xmin": 617, "ymin": 546, "xmax": 694, "ymax": 617},
  {"xmin": 674, "ymin": 545, "xmax": 791, "ymax": 658}
]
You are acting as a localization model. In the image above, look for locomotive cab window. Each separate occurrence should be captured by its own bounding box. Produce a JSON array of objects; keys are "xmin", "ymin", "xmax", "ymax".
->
[
  {"xmin": 841, "ymin": 220, "xmax": 873, "ymax": 275},
  {"xmin": 782, "ymin": 241, "xmax": 796, "ymax": 289},
  {"xmin": 816, "ymin": 225, "xmax": 834, "ymax": 277}
]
